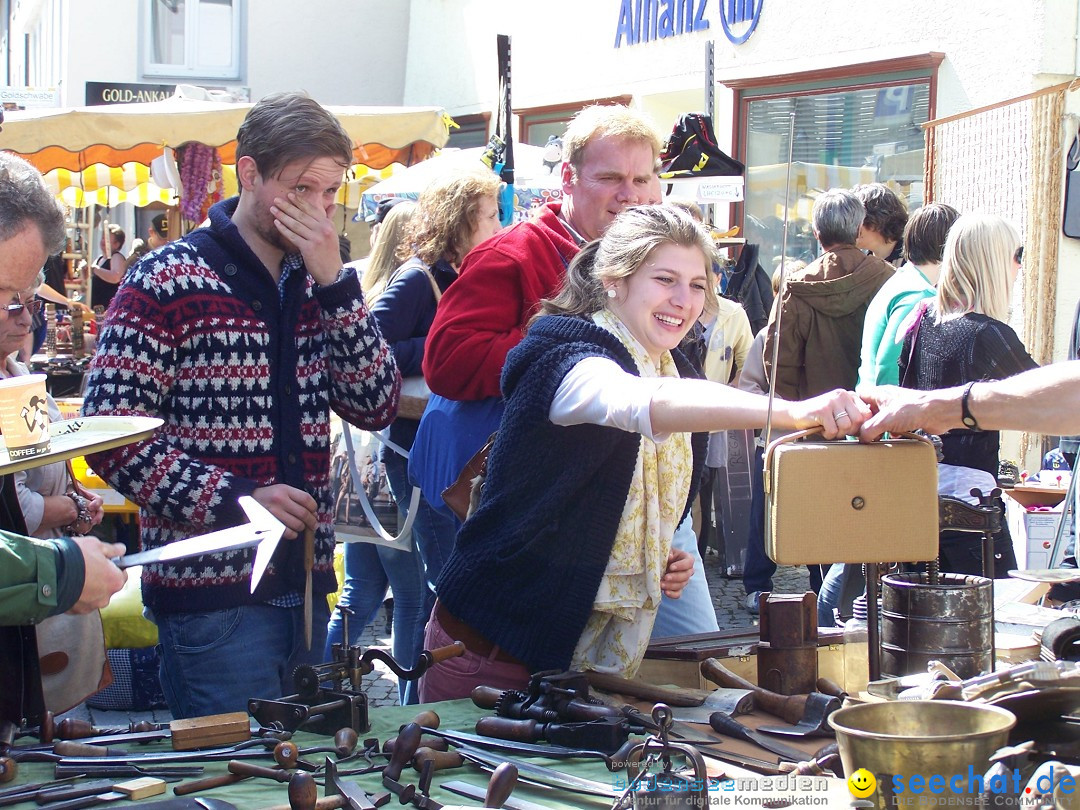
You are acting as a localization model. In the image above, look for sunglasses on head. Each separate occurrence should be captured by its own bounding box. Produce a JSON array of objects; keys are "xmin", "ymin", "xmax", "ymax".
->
[
  {"xmin": 3, "ymin": 296, "xmax": 42, "ymax": 316},
  {"xmin": 1014, "ymin": 245, "xmax": 1024, "ymax": 264}
]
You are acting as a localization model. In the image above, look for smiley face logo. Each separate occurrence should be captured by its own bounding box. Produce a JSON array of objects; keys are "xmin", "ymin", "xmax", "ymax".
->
[{"xmin": 848, "ymin": 768, "xmax": 877, "ymax": 799}]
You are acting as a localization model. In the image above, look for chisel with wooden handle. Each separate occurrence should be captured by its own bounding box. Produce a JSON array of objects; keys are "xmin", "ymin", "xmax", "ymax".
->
[{"xmin": 303, "ymin": 526, "xmax": 314, "ymax": 650}]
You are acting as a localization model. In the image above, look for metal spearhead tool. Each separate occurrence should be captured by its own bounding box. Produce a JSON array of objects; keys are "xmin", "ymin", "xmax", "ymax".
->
[
  {"xmin": 326, "ymin": 756, "xmax": 390, "ymax": 809},
  {"xmin": 114, "ymin": 496, "xmax": 285, "ymax": 579}
]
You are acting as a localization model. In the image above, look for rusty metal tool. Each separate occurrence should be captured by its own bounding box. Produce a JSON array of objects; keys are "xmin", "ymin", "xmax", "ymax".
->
[
  {"xmin": 382, "ymin": 723, "xmax": 421, "ymax": 803},
  {"xmin": 54, "ymin": 737, "xmax": 284, "ymax": 767},
  {"xmin": 669, "ymin": 688, "xmax": 755, "ymax": 723},
  {"xmin": 420, "ymin": 726, "xmax": 635, "ymax": 771},
  {"xmin": 35, "ymin": 777, "xmax": 168, "ymax": 806},
  {"xmin": 583, "ymin": 670, "xmax": 722, "ymax": 708},
  {"xmin": 474, "ymin": 716, "xmax": 632, "ymax": 755},
  {"xmin": 0, "ymin": 777, "xmax": 81, "ymax": 807},
  {"xmin": 36, "ymin": 776, "xmax": 166, "ymax": 809},
  {"xmin": 701, "ymin": 658, "xmax": 824, "ymax": 726},
  {"xmin": 757, "ymin": 692, "xmax": 838, "ymax": 738},
  {"xmin": 440, "ymin": 781, "xmax": 555, "ymax": 810},
  {"xmin": 53, "ymin": 765, "xmax": 203, "ymax": 780},
  {"xmin": 303, "ymin": 526, "xmax": 315, "ymax": 651},
  {"xmin": 416, "ymin": 733, "xmax": 618, "ymax": 799},
  {"xmin": 226, "ymin": 761, "xmax": 291, "ymax": 783},
  {"xmin": 412, "ymin": 759, "xmax": 442, "ymax": 810},
  {"xmin": 56, "ymin": 719, "xmax": 168, "ymax": 740},
  {"xmin": 708, "ymin": 713, "xmax": 807, "ymax": 763},
  {"xmin": 172, "ymin": 773, "xmax": 249, "ymax": 797},
  {"xmin": 757, "ymin": 592, "xmax": 818, "ymax": 695},
  {"xmin": 327, "ymin": 756, "xmax": 391, "ymax": 809}
]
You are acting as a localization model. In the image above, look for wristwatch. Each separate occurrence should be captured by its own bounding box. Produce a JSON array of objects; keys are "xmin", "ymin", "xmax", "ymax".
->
[{"xmin": 961, "ymin": 381, "xmax": 982, "ymax": 431}]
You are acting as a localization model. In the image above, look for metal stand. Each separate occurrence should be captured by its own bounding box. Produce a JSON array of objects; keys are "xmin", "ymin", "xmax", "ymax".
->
[{"xmin": 866, "ymin": 562, "xmax": 881, "ymax": 682}]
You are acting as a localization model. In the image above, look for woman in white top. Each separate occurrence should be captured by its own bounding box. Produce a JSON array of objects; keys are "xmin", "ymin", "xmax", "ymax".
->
[{"xmin": 421, "ymin": 205, "xmax": 869, "ymax": 701}]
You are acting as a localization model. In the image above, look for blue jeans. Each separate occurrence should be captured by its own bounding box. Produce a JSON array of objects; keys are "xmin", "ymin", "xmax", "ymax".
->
[
  {"xmin": 652, "ymin": 516, "xmax": 720, "ymax": 637},
  {"xmin": 155, "ymin": 601, "xmax": 329, "ymax": 719},
  {"xmin": 817, "ymin": 563, "xmax": 865, "ymax": 627},
  {"xmin": 326, "ymin": 452, "xmax": 429, "ymax": 705},
  {"xmin": 405, "ymin": 471, "xmax": 459, "ymax": 595},
  {"xmin": 742, "ymin": 445, "xmax": 776, "ymax": 595}
]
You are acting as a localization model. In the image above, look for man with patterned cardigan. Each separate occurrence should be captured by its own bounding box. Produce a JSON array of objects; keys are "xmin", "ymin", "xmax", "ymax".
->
[{"xmin": 81, "ymin": 92, "xmax": 401, "ymax": 718}]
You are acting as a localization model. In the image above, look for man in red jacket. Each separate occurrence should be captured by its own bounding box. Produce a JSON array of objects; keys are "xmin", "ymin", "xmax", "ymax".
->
[
  {"xmin": 411, "ymin": 105, "xmax": 663, "ymax": 527},
  {"xmin": 422, "ymin": 105, "xmax": 664, "ymax": 400}
]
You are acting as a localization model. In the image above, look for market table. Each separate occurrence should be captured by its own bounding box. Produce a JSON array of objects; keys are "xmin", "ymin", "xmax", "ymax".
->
[{"xmin": 4, "ymin": 698, "xmax": 850, "ymax": 808}]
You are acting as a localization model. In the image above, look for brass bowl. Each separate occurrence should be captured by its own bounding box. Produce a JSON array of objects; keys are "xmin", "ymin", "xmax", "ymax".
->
[{"xmin": 829, "ymin": 700, "xmax": 1016, "ymax": 806}]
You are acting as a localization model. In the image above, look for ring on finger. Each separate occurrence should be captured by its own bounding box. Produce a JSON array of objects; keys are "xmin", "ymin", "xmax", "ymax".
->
[{"xmin": 834, "ymin": 410, "xmax": 849, "ymax": 420}]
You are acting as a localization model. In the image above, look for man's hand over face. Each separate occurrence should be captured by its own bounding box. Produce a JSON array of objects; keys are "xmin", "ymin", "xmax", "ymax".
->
[{"xmin": 271, "ymin": 192, "xmax": 342, "ymax": 285}]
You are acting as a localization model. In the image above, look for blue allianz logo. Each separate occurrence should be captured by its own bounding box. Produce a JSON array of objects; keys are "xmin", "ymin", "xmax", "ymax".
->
[{"xmin": 719, "ymin": 0, "xmax": 762, "ymax": 44}]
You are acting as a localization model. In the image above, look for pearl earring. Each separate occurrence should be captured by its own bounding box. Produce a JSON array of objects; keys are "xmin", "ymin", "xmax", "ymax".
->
[{"xmin": 606, "ymin": 289, "xmax": 616, "ymax": 299}]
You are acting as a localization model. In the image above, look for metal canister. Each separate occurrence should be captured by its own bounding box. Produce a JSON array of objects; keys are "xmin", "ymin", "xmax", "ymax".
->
[{"xmin": 880, "ymin": 572, "xmax": 994, "ymax": 679}]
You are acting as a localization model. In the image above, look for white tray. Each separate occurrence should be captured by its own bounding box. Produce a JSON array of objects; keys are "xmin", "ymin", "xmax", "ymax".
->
[{"xmin": 0, "ymin": 415, "xmax": 163, "ymax": 475}]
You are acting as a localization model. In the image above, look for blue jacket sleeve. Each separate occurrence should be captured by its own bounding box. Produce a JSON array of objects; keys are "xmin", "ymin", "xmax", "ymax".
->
[{"xmin": 370, "ymin": 268, "xmax": 437, "ymax": 378}]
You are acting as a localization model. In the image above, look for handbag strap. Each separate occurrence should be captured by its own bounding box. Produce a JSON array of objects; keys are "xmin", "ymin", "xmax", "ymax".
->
[
  {"xmin": 899, "ymin": 301, "xmax": 929, "ymax": 389},
  {"xmin": 341, "ymin": 426, "xmax": 421, "ymax": 545},
  {"xmin": 763, "ymin": 427, "xmax": 934, "ymax": 485},
  {"xmin": 422, "ymin": 268, "xmax": 443, "ymax": 303}
]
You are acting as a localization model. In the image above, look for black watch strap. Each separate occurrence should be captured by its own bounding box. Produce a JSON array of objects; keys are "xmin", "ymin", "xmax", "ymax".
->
[{"xmin": 961, "ymin": 381, "xmax": 981, "ymax": 431}]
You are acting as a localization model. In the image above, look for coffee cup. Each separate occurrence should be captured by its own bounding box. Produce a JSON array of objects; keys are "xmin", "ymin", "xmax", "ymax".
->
[{"xmin": 0, "ymin": 374, "xmax": 51, "ymax": 459}]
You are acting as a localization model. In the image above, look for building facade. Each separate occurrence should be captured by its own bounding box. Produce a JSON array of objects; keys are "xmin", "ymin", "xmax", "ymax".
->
[{"xmin": 4, "ymin": 0, "xmax": 1079, "ymax": 464}]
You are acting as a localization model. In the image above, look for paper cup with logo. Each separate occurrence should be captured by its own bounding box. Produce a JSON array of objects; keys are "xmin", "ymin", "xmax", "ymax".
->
[{"xmin": 0, "ymin": 374, "xmax": 51, "ymax": 459}]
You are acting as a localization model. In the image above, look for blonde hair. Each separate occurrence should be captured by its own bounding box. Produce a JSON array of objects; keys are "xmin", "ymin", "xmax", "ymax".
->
[
  {"xmin": 401, "ymin": 168, "xmax": 503, "ymax": 266},
  {"xmin": 361, "ymin": 200, "xmax": 417, "ymax": 299},
  {"xmin": 935, "ymin": 213, "xmax": 1019, "ymax": 324},
  {"xmin": 540, "ymin": 204, "xmax": 717, "ymax": 319},
  {"xmin": 562, "ymin": 105, "xmax": 663, "ymax": 178}
]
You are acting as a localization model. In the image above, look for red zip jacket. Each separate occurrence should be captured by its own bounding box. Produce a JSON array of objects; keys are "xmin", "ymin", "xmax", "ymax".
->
[{"xmin": 423, "ymin": 203, "xmax": 579, "ymax": 400}]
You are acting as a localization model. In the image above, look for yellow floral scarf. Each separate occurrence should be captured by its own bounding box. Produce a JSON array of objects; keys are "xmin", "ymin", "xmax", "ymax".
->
[{"xmin": 570, "ymin": 309, "xmax": 693, "ymax": 678}]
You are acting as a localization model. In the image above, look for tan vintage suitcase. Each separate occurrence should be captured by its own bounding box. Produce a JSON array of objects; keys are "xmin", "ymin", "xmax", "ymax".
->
[{"xmin": 764, "ymin": 429, "xmax": 939, "ymax": 565}]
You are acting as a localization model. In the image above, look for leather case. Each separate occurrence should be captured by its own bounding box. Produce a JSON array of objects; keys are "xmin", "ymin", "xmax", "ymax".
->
[{"xmin": 764, "ymin": 429, "xmax": 939, "ymax": 565}]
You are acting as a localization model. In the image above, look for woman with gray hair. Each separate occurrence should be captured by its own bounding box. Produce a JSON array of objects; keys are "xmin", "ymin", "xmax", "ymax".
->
[
  {"xmin": 899, "ymin": 212, "xmax": 1036, "ymax": 575},
  {"xmin": 420, "ymin": 204, "xmax": 867, "ymax": 701}
]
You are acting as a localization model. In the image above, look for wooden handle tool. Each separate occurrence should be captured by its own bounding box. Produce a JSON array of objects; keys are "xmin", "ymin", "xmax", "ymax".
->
[
  {"xmin": 484, "ymin": 761, "xmax": 518, "ymax": 808},
  {"xmin": 411, "ymin": 747, "xmax": 464, "ymax": 773},
  {"xmin": 701, "ymin": 658, "xmax": 808, "ymax": 725},
  {"xmin": 303, "ymin": 527, "xmax": 314, "ymax": 651}
]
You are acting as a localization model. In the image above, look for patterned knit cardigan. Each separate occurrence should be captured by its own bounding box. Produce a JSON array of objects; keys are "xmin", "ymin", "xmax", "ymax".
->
[{"xmin": 82, "ymin": 198, "xmax": 400, "ymax": 615}]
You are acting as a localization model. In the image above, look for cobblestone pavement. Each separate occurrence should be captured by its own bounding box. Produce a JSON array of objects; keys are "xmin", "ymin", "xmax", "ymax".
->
[{"xmin": 61, "ymin": 551, "xmax": 813, "ymax": 727}]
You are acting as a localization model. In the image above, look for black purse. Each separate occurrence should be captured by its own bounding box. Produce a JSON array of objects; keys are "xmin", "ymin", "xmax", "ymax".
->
[{"xmin": 1064, "ymin": 134, "xmax": 1080, "ymax": 239}]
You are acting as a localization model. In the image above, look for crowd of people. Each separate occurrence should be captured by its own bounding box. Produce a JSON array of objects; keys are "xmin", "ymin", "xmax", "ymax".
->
[{"xmin": 1, "ymin": 92, "xmax": 1076, "ymax": 722}]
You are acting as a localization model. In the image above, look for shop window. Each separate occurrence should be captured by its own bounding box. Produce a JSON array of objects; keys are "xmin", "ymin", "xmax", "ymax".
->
[
  {"xmin": 446, "ymin": 113, "xmax": 491, "ymax": 149},
  {"xmin": 730, "ymin": 56, "xmax": 941, "ymax": 273},
  {"xmin": 517, "ymin": 96, "xmax": 631, "ymax": 146},
  {"xmin": 143, "ymin": 0, "xmax": 243, "ymax": 80}
]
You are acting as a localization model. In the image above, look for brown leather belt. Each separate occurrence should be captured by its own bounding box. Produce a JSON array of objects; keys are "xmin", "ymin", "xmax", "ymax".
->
[{"xmin": 434, "ymin": 600, "xmax": 524, "ymax": 665}]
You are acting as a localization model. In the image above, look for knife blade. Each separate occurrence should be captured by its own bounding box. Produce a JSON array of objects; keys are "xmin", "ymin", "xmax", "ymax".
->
[
  {"xmin": 421, "ymin": 726, "xmax": 622, "ymax": 767},
  {"xmin": 418, "ymin": 733, "xmax": 617, "ymax": 799},
  {"xmin": 247, "ymin": 497, "xmax": 283, "ymax": 592},
  {"xmin": 114, "ymin": 496, "xmax": 285, "ymax": 569},
  {"xmin": 708, "ymin": 712, "xmax": 808, "ymax": 763}
]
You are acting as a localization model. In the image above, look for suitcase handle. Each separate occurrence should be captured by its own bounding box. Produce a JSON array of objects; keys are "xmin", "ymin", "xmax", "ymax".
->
[{"xmin": 763, "ymin": 428, "xmax": 933, "ymax": 479}]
